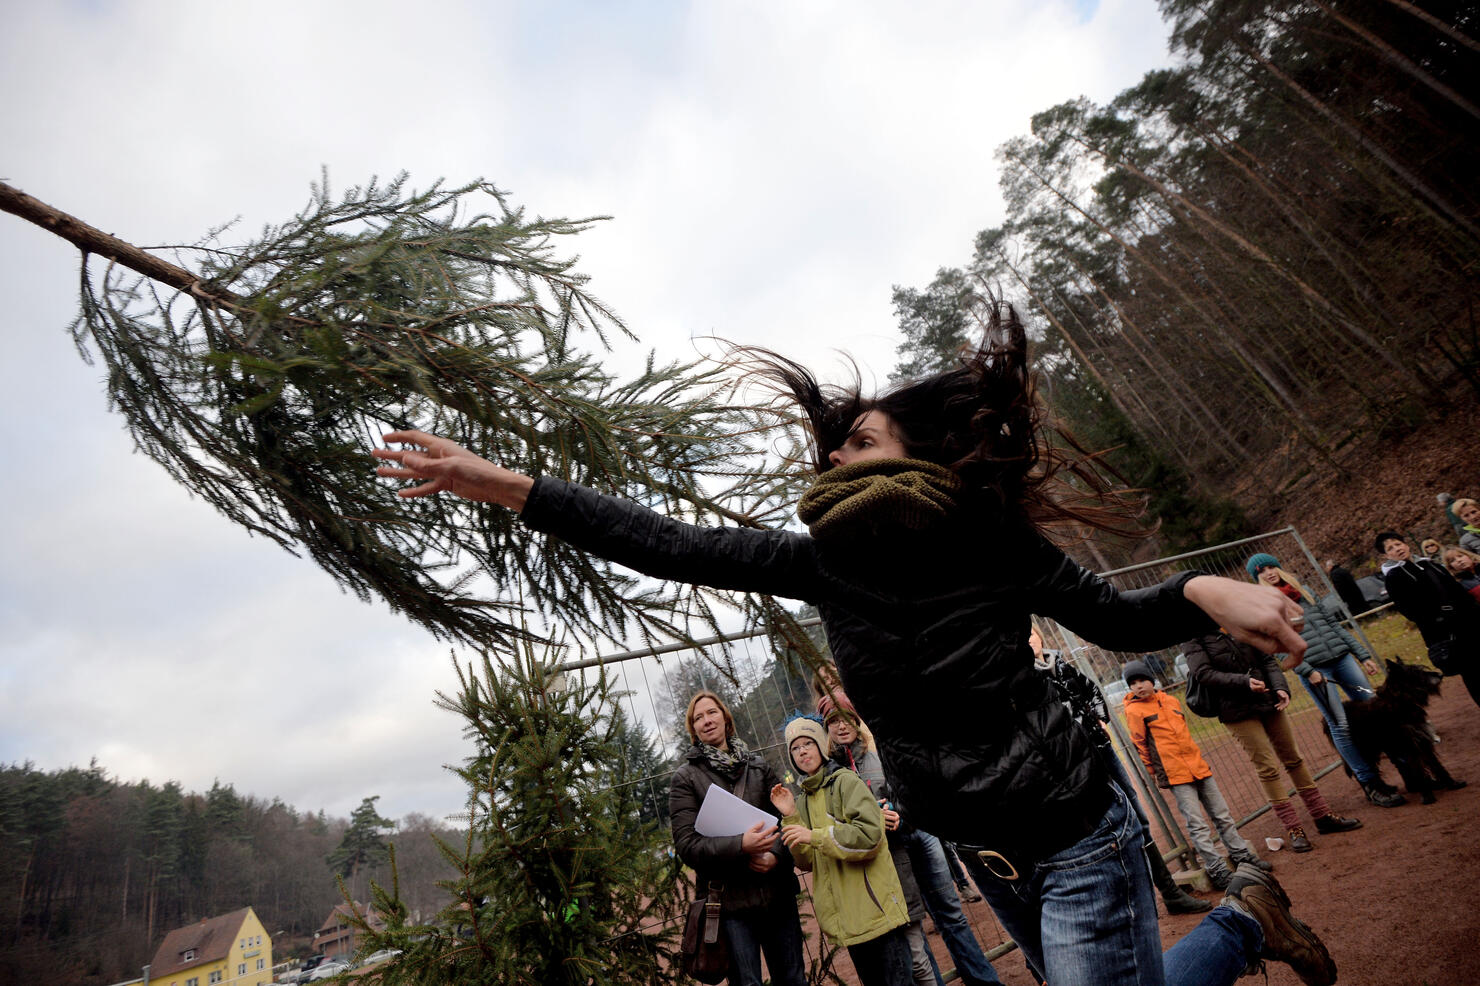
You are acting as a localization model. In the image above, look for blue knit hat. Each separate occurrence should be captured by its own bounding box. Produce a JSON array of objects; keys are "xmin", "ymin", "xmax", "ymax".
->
[{"xmin": 1245, "ymin": 552, "xmax": 1280, "ymax": 579}]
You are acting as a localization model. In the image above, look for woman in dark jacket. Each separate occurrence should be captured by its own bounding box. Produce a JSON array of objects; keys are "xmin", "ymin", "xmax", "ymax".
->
[
  {"xmin": 1244, "ymin": 554, "xmax": 1403, "ymax": 807},
  {"xmin": 669, "ymin": 690, "xmax": 805, "ymax": 986},
  {"xmin": 1379, "ymin": 531, "xmax": 1480, "ymax": 706},
  {"xmin": 1184, "ymin": 631, "xmax": 1362, "ymax": 853},
  {"xmin": 374, "ymin": 307, "xmax": 1335, "ymax": 986}
]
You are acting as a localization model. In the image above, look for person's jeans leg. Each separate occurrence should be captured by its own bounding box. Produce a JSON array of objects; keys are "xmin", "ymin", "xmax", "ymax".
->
[
  {"xmin": 906, "ymin": 831, "xmax": 1002, "ymax": 985},
  {"xmin": 962, "ymin": 784, "xmax": 1261, "ymax": 986},
  {"xmin": 1033, "ymin": 783, "xmax": 1166, "ymax": 986},
  {"xmin": 1194, "ymin": 775, "xmax": 1251, "ymax": 854},
  {"xmin": 1169, "ymin": 782, "xmax": 1222, "ymax": 869},
  {"xmin": 1299, "ymin": 673, "xmax": 1377, "ymax": 783},
  {"xmin": 1325, "ymin": 654, "xmax": 1376, "ymax": 703},
  {"xmin": 1161, "ymin": 904, "xmax": 1263, "ymax": 986},
  {"xmin": 721, "ymin": 910, "xmax": 765, "ymax": 986},
  {"xmin": 957, "ymin": 852, "xmax": 1045, "ymax": 985},
  {"xmin": 756, "ymin": 896, "xmax": 808, "ymax": 986}
]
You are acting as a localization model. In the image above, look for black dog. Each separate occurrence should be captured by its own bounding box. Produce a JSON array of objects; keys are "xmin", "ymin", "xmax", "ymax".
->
[{"xmin": 1344, "ymin": 658, "xmax": 1466, "ymax": 804}]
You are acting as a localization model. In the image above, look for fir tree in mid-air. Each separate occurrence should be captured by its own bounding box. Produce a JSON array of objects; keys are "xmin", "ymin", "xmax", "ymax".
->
[
  {"xmin": 351, "ymin": 647, "xmax": 684, "ymax": 985},
  {"xmin": 0, "ymin": 176, "xmax": 809, "ymax": 654}
]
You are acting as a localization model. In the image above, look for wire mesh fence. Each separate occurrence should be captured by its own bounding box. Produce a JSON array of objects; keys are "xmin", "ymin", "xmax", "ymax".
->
[
  {"xmin": 1043, "ymin": 527, "xmax": 1378, "ymax": 871},
  {"xmin": 559, "ymin": 526, "xmax": 1385, "ymax": 982}
]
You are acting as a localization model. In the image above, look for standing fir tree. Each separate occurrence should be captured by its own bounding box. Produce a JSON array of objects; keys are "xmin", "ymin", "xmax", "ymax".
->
[
  {"xmin": 351, "ymin": 647, "xmax": 683, "ymax": 985},
  {"xmin": 329, "ymin": 796, "xmax": 394, "ymax": 900}
]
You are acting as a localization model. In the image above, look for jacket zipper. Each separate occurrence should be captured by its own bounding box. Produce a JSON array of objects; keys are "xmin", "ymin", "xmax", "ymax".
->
[{"xmin": 861, "ymin": 872, "xmax": 884, "ymax": 913}]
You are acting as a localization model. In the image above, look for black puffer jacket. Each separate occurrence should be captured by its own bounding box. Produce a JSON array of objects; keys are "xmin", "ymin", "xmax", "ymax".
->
[
  {"xmin": 524, "ymin": 478, "xmax": 1214, "ymax": 857},
  {"xmin": 668, "ymin": 744, "xmax": 799, "ymax": 912},
  {"xmin": 1383, "ymin": 559, "xmax": 1480, "ymax": 647},
  {"xmin": 1183, "ymin": 631, "xmax": 1290, "ymax": 723}
]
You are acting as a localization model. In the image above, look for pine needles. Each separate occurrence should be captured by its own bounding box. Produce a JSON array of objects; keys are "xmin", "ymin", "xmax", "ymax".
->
[{"xmin": 68, "ymin": 173, "xmax": 804, "ymax": 651}]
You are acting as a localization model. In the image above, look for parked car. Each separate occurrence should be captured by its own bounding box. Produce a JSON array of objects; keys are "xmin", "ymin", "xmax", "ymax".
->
[
  {"xmin": 282, "ymin": 955, "xmax": 328, "ymax": 984},
  {"xmin": 307, "ymin": 961, "xmax": 350, "ymax": 981},
  {"xmin": 360, "ymin": 949, "xmax": 402, "ymax": 967}
]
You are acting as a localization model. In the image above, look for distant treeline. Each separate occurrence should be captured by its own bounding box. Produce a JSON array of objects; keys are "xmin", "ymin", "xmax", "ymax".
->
[
  {"xmin": 893, "ymin": 0, "xmax": 1479, "ymax": 552},
  {"xmin": 0, "ymin": 762, "xmax": 460, "ymax": 986}
]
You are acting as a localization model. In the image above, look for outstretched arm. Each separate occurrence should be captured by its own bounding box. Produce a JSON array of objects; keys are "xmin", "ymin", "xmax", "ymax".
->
[
  {"xmin": 1026, "ymin": 528, "xmax": 1308, "ymax": 661},
  {"xmin": 373, "ymin": 430, "xmax": 825, "ymax": 600}
]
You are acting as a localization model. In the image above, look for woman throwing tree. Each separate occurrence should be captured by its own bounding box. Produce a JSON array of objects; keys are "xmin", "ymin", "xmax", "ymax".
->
[{"xmin": 373, "ymin": 305, "xmax": 1336, "ymax": 986}]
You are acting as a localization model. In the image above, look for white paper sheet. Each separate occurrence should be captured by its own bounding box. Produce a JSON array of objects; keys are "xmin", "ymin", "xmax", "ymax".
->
[{"xmin": 693, "ymin": 782, "xmax": 780, "ymax": 837}]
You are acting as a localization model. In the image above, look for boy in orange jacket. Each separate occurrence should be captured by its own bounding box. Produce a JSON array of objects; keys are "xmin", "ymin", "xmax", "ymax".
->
[{"xmin": 1121, "ymin": 660, "xmax": 1270, "ymax": 890}]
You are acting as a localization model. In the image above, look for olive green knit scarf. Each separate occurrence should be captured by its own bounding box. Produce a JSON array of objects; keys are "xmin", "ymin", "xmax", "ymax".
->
[{"xmin": 797, "ymin": 458, "xmax": 964, "ymax": 541}]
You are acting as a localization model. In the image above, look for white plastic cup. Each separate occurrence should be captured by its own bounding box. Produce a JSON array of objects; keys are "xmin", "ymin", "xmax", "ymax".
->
[{"xmin": 1265, "ymin": 837, "xmax": 1284, "ymax": 851}]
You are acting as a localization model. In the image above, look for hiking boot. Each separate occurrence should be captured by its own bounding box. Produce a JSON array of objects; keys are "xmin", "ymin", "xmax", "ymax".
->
[
  {"xmin": 1287, "ymin": 827, "xmax": 1313, "ymax": 852},
  {"xmin": 1362, "ymin": 781, "xmax": 1405, "ymax": 807},
  {"xmin": 1228, "ymin": 848, "xmax": 1274, "ymax": 873},
  {"xmin": 1222, "ymin": 864, "xmax": 1336, "ymax": 986},
  {"xmin": 1163, "ymin": 886, "xmax": 1213, "ymax": 914},
  {"xmin": 1313, "ymin": 813, "xmax": 1362, "ymax": 834},
  {"xmin": 1144, "ymin": 844, "xmax": 1212, "ymax": 914},
  {"xmin": 1205, "ymin": 861, "xmax": 1234, "ymax": 890}
]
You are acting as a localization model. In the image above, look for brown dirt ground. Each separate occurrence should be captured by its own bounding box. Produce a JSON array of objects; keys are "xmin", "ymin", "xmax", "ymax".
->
[{"xmin": 807, "ymin": 680, "xmax": 1480, "ymax": 986}]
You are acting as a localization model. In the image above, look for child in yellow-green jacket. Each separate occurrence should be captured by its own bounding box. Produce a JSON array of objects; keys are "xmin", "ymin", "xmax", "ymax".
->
[{"xmin": 770, "ymin": 715, "xmax": 910, "ymax": 986}]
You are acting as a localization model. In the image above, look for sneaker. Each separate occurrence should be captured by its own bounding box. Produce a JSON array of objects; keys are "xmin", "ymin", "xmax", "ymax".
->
[
  {"xmin": 1313, "ymin": 813, "xmax": 1362, "ymax": 834},
  {"xmin": 1286, "ymin": 826, "xmax": 1313, "ymax": 852},
  {"xmin": 956, "ymin": 882, "xmax": 983, "ymax": 903},
  {"xmin": 1222, "ymin": 863, "xmax": 1337, "ymax": 986},
  {"xmin": 1362, "ymin": 781, "xmax": 1406, "ymax": 808},
  {"xmin": 1228, "ymin": 849, "xmax": 1274, "ymax": 873}
]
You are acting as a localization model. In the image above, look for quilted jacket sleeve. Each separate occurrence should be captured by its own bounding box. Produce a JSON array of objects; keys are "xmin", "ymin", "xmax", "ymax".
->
[
  {"xmin": 809, "ymin": 771, "xmax": 886, "ymax": 864},
  {"xmin": 520, "ymin": 477, "xmax": 826, "ymax": 601},
  {"xmin": 1021, "ymin": 531, "xmax": 1216, "ymax": 651},
  {"xmin": 1184, "ymin": 634, "xmax": 1260, "ymax": 694}
]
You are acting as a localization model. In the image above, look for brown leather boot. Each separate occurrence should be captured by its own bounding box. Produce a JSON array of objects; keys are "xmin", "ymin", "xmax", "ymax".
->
[
  {"xmin": 1286, "ymin": 826, "xmax": 1313, "ymax": 852},
  {"xmin": 1222, "ymin": 863, "xmax": 1337, "ymax": 986}
]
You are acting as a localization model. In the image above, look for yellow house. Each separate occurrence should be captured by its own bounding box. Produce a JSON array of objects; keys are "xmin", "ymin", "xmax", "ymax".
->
[{"xmin": 149, "ymin": 906, "xmax": 273, "ymax": 986}]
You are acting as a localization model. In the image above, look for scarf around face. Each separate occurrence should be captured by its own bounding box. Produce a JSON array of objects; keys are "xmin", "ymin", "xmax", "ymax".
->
[
  {"xmin": 698, "ymin": 734, "xmax": 752, "ymax": 780},
  {"xmin": 797, "ymin": 457, "xmax": 964, "ymax": 542}
]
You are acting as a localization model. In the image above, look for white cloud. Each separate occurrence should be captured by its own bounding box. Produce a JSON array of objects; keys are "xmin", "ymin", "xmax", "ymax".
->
[{"xmin": 0, "ymin": 0, "xmax": 1172, "ymax": 821}]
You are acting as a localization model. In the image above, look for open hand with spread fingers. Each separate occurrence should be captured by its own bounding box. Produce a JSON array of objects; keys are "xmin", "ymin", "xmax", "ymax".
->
[{"xmin": 372, "ymin": 429, "xmax": 533, "ymax": 510}]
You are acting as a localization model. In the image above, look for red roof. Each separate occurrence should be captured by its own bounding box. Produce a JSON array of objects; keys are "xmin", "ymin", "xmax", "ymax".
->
[{"xmin": 149, "ymin": 907, "xmax": 253, "ymax": 978}]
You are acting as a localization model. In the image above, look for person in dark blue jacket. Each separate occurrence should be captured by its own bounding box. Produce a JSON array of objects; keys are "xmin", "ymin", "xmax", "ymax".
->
[{"xmin": 373, "ymin": 305, "xmax": 1336, "ymax": 986}]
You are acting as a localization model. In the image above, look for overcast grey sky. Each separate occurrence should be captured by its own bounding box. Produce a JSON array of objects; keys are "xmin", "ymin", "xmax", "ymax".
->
[{"xmin": 0, "ymin": 0, "xmax": 1172, "ymax": 824}]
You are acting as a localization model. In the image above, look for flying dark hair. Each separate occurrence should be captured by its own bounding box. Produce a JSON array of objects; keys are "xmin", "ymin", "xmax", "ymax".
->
[{"xmin": 733, "ymin": 301, "xmax": 1143, "ymax": 534}]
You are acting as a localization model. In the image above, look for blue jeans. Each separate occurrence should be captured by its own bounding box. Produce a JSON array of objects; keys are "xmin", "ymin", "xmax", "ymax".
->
[
  {"xmin": 960, "ymin": 781, "xmax": 1262, "ymax": 986},
  {"xmin": 1299, "ymin": 654, "xmax": 1379, "ymax": 784},
  {"xmin": 721, "ymin": 895, "xmax": 807, "ymax": 986},
  {"xmin": 904, "ymin": 830, "xmax": 1003, "ymax": 985}
]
